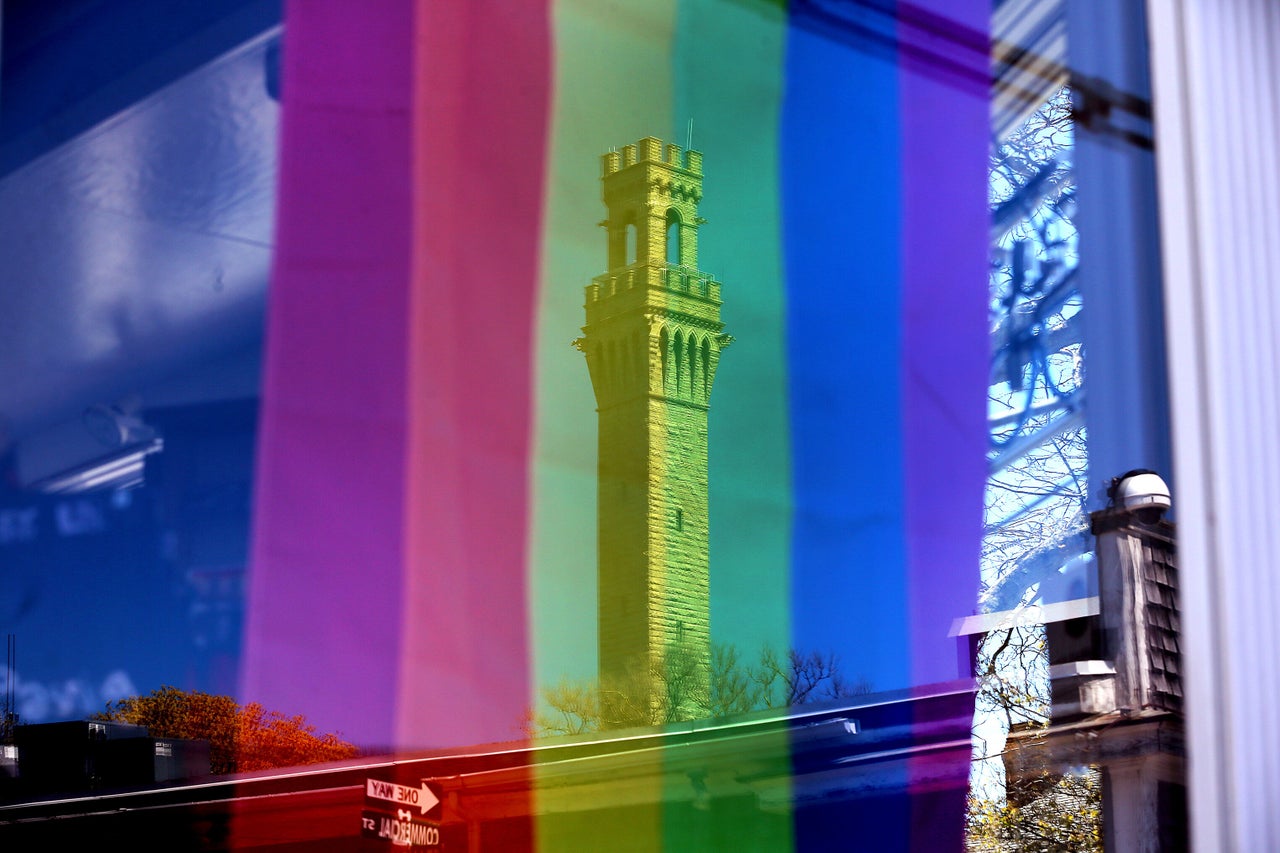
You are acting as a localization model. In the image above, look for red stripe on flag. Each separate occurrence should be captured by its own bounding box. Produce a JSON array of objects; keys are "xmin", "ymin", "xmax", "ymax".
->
[{"xmin": 400, "ymin": 0, "xmax": 551, "ymax": 763}]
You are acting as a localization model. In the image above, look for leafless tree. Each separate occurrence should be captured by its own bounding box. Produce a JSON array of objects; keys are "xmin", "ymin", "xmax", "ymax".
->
[
  {"xmin": 967, "ymin": 624, "xmax": 1101, "ymax": 852},
  {"xmin": 757, "ymin": 646, "xmax": 869, "ymax": 707},
  {"xmin": 985, "ymin": 88, "xmax": 1088, "ymax": 613},
  {"xmin": 527, "ymin": 643, "xmax": 871, "ymax": 738},
  {"xmin": 967, "ymin": 86, "xmax": 1102, "ymax": 851}
]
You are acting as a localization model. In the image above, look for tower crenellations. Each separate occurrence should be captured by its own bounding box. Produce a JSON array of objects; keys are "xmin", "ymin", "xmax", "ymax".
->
[{"xmin": 600, "ymin": 136, "xmax": 703, "ymax": 176}]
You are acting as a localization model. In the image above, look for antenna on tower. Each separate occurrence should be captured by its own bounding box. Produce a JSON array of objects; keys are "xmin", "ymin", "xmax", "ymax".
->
[
  {"xmin": 686, "ymin": 119, "xmax": 694, "ymax": 151},
  {"xmin": 2, "ymin": 634, "xmax": 15, "ymax": 743}
]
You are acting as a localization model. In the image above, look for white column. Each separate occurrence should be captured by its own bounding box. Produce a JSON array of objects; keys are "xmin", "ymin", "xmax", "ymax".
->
[{"xmin": 1147, "ymin": 1, "xmax": 1280, "ymax": 850}]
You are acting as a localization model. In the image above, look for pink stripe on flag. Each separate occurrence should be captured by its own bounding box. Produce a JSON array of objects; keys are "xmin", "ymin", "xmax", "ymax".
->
[{"xmin": 399, "ymin": 0, "xmax": 551, "ymax": 753}]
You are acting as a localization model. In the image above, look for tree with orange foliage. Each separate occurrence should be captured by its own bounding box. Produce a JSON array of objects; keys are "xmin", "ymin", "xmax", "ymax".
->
[{"xmin": 95, "ymin": 686, "xmax": 357, "ymax": 774}]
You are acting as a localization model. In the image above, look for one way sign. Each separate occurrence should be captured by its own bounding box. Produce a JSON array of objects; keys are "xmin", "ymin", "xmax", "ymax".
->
[{"xmin": 365, "ymin": 778, "xmax": 442, "ymax": 817}]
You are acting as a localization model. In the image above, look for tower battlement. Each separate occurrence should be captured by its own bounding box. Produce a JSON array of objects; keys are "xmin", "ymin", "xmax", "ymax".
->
[
  {"xmin": 601, "ymin": 137, "xmax": 703, "ymax": 176},
  {"xmin": 587, "ymin": 265, "xmax": 721, "ymax": 307}
]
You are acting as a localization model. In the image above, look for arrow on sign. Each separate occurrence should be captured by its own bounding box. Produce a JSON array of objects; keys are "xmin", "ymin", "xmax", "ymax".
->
[{"xmin": 365, "ymin": 778, "xmax": 441, "ymax": 815}]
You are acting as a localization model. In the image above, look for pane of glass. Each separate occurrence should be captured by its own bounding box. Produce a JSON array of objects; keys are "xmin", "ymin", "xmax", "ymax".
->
[{"xmin": 0, "ymin": 2, "xmax": 1181, "ymax": 851}]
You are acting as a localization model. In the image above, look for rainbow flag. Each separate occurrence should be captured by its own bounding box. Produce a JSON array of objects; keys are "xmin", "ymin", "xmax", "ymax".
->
[{"xmin": 242, "ymin": 0, "xmax": 988, "ymax": 848}]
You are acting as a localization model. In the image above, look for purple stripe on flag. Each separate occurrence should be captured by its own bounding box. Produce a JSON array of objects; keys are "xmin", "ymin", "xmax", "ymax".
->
[{"xmin": 242, "ymin": 0, "xmax": 417, "ymax": 748}]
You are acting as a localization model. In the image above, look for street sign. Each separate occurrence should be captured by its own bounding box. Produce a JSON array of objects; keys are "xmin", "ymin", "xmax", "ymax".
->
[
  {"xmin": 361, "ymin": 809, "xmax": 441, "ymax": 848},
  {"xmin": 362, "ymin": 777, "xmax": 444, "ymax": 848},
  {"xmin": 365, "ymin": 777, "xmax": 441, "ymax": 817}
]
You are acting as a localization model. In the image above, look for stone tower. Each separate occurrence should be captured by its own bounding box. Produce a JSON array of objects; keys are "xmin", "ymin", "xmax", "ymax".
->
[{"xmin": 575, "ymin": 137, "xmax": 730, "ymax": 716}]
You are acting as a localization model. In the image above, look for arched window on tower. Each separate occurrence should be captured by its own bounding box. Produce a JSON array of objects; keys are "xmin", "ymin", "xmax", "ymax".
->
[
  {"xmin": 665, "ymin": 209, "xmax": 681, "ymax": 265},
  {"xmin": 701, "ymin": 336, "xmax": 711, "ymax": 396},
  {"xmin": 632, "ymin": 331, "xmax": 643, "ymax": 390},
  {"xmin": 689, "ymin": 333, "xmax": 698, "ymax": 399},
  {"xmin": 674, "ymin": 330, "xmax": 685, "ymax": 394},
  {"xmin": 625, "ymin": 219, "xmax": 638, "ymax": 265},
  {"xmin": 659, "ymin": 326, "xmax": 669, "ymax": 390},
  {"xmin": 622, "ymin": 335, "xmax": 632, "ymax": 389}
]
